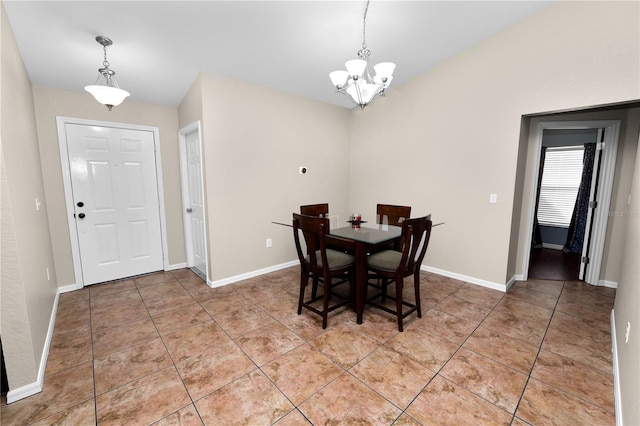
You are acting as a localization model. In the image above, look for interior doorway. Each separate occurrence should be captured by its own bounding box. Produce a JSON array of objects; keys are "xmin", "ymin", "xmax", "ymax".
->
[
  {"xmin": 529, "ymin": 128, "xmax": 599, "ymax": 281},
  {"xmin": 523, "ymin": 120, "xmax": 620, "ymax": 285}
]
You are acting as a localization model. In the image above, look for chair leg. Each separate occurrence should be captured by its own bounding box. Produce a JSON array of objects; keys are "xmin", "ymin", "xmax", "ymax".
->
[
  {"xmin": 396, "ymin": 278, "xmax": 404, "ymax": 332},
  {"xmin": 414, "ymin": 272, "xmax": 422, "ymax": 318},
  {"xmin": 297, "ymin": 270, "xmax": 307, "ymax": 315},
  {"xmin": 322, "ymin": 277, "xmax": 330, "ymax": 329}
]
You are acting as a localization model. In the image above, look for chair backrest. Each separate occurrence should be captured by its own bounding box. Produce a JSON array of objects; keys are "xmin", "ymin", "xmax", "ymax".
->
[
  {"xmin": 292, "ymin": 213, "xmax": 330, "ymax": 271},
  {"xmin": 377, "ymin": 204, "xmax": 411, "ymax": 226},
  {"xmin": 300, "ymin": 203, "xmax": 329, "ymax": 218},
  {"xmin": 398, "ymin": 215, "xmax": 433, "ymax": 274}
]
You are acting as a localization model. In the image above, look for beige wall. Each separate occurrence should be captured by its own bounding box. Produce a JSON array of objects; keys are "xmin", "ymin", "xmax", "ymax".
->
[
  {"xmin": 31, "ymin": 87, "xmax": 185, "ymax": 287},
  {"xmin": 184, "ymin": 73, "xmax": 351, "ymax": 281},
  {"xmin": 349, "ymin": 1, "xmax": 639, "ymax": 286},
  {"xmin": 613, "ymin": 130, "xmax": 640, "ymax": 425},
  {"xmin": 1, "ymin": 4, "xmax": 58, "ymax": 389}
]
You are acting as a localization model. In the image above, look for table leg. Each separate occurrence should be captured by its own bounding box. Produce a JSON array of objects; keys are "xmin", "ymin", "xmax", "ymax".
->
[{"xmin": 354, "ymin": 242, "xmax": 367, "ymax": 324}]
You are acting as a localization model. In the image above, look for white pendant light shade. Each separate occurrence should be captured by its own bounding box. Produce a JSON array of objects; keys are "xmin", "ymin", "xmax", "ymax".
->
[
  {"xmin": 84, "ymin": 85, "xmax": 130, "ymax": 109},
  {"xmin": 85, "ymin": 36, "xmax": 129, "ymax": 110},
  {"xmin": 373, "ymin": 62, "xmax": 396, "ymax": 79},
  {"xmin": 328, "ymin": 0, "xmax": 395, "ymax": 109},
  {"xmin": 329, "ymin": 70, "xmax": 349, "ymax": 88},
  {"xmin": 345, "ymin": 59, "xmax": 367, "ymax": 77}
]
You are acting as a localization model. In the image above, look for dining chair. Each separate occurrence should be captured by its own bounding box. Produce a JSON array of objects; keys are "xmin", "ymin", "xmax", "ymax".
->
[
  {"xmin": 366, "ymin": 215, "xmax": 432, "ymax": 331},
  {"xmin": 376, "ymin": 204, "xmax": 411, "ymax": 226},
  {"xmin": 300, "ymin": 203, "xmax": 329, "ymax": 217},
  {"xmin": 293, "ymin": 213, "xmax": 356, "ymax": 329}
]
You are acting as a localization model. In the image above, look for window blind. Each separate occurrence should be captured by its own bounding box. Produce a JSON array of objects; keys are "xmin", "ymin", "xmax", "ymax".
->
[{"xmin": 537, "ymin": 146, "xmax": 584, "ymax": 228}]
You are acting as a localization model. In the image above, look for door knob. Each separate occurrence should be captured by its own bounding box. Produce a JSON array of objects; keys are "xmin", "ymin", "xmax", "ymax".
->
[
  {"xmin": 186, "ymin": 208, "xmax": 193, "ymax": 213},
  {"xmin": 78, "ymin": 213, "xmax": 86, "ymax": 219}
]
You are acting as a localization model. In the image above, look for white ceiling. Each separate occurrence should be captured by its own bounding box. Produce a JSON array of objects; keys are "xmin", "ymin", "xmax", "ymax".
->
[{"xmin": 3, "ymin": 0, "xmax": 556, "ymax": 109}]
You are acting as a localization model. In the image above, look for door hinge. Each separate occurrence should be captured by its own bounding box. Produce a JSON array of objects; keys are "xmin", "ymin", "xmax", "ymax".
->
[
  {"xmin": 589, "ymin": 200, "xmax": 598, "ymax": 209},
  {"xmin": 581, "ymin": 256, "xmax": 590, "ymax": 264},
  {"xmin": 596, "ymin": 142, "xmax": 605, "ymax": 151}
]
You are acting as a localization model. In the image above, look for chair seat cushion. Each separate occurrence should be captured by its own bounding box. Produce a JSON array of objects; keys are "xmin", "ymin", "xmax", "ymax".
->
[
  {"xmin": 307, "ymin": 249, "xmax": 355, "ymax": 270},
  {"xmin": 368, "ymin": 250, "xmax": 402, "ymax": 272}
]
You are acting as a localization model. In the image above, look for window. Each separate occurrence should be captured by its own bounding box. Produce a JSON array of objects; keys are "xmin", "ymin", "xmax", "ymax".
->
[{"xmin": 537, "ymin": 146, "xmax": 584, "ymax": 228}]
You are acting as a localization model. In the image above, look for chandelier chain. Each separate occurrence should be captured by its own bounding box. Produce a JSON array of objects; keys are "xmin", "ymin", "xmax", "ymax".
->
[
  {"xmin": 361, "ymin": 0, "xmax": 369, "ymax": 50},
  {"xmin": 102, "ymin": 45, "xmax": 110, "ymax": 68}
]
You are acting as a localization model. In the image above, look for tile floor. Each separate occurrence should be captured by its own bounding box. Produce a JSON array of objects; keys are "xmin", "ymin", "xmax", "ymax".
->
[{"xmin": 1, "ymin": 268, "xmax": 616, "ymax": 425}]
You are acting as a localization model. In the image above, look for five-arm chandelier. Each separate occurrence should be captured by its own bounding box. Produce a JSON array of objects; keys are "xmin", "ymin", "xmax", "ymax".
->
[
  {"xmin": 329, "ymin": 0, "xmax": 395, "ymax": 109},
  {"xmin": 84, "ymin": 36, "xmax": 130, "ymax": 111}
]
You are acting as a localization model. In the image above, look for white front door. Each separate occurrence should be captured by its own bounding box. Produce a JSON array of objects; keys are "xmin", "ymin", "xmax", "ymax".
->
[
  {"xmin": 179, "ymin": 124, "xmax": 207, "ymax": 280},
  {"xmin": 65, "ymin": 123, "xmax": 164, "ymax": 285}
]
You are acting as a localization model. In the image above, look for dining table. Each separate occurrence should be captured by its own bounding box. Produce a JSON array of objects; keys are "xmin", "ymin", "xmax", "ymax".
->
[{"xmin": 325, "ymin": 223, "xmax": 402, "ymax": 324}]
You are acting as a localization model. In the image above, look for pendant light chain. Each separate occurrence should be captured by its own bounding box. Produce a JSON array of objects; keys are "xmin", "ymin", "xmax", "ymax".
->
[{"xmin": 361, "ymin": 0, "xmax": 369, "ymax": 51}]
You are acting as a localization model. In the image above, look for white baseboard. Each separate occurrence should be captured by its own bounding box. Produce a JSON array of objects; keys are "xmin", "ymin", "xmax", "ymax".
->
[
  {"xmin": 208, "ymin": 260, "xmax": 298, "ymax": 288},
  {"xmin": 611, "ymin": 309, "xmax": 623, "ymax": 426},
  {"xmin": 542, "ymin": 243, "xmax": 564, "ymax": 250},
  {"xmin": 600, "ymin": 280, "xmax": 618, "ymax": 289},
  {"xmin": 166, "ymin": 262, "xmax": 188, "ymax": 271},
  {"xmin": 421, "ymin": 265, "xmax": 507, "ymax": 292},
  {"xmin": 6, "ymin": 288, "xmax": 60, "ymax": 404}
]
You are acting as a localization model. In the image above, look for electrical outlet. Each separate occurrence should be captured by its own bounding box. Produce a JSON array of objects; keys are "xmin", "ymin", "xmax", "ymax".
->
[
  {"xmin": 266, "ymin": 238, "xmax": 272, "ymax": 248},
  {"xmin": 489, "ymin": 193, "xmax": 497, "ymax": 204}
]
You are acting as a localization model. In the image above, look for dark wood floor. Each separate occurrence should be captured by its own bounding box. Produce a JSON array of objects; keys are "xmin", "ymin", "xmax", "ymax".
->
[{"xmin": 529, "ymin": 247, "xmax": 581, "ymax": 281}]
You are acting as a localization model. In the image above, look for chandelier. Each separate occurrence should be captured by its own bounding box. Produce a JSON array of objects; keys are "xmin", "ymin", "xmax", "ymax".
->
[
  {"xmin": 329, "ymin": 0, "xmax": 395, "ymax": 109},
  {"xmin": 84, "ymin": 36, "xmax": 130, "ymax": 111}
]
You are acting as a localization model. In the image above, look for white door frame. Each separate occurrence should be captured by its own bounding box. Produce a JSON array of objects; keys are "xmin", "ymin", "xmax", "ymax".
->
[
  {"xmin": 522, "ymin": 120, "xmax": 620, "ymax": 285},
  {"xmin": 178, "ymin": 121, "xmax": 208, "ymax": 281},
  {"xmin": 56, "ymin": 117, "xmax": 170, "ymax": 289}
]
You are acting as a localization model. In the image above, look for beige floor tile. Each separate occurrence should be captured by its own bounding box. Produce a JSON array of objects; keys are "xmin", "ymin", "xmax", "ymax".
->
[
  {"xmin": 531, "ymin": 350, "xmax": 614, "ymax": 412},
  {"xmin": 212, "ymin": 305, "xmax": 279, "ymax": 338},
  {"xmin": 30, "ymin": 399, "xmax": 96, "ymax": 426},
  {"xmin": 138, "ymin": 280, "xmax": 190, "ymax": 301},
  {"xmin": 45, "ymin": 334, "xmax": 93, "ymax": 375},
  {"xmin": 236, "ymin": 322, "xmax": 305, "ymax": 366},
  {"xmin": 145, "ymin": 291, "xmax": 198, "ymax": 316},
  {"xmin": 153, "ymin": 404, "xmax": 203, "ymax": 425},
  {"xmin": 195, "ymin": 370, "xmax": 293, "ymax": 425},
  {"xmin": 385, "ymin": 326, "xmax": 458, "ymax": 372},
  {"xmin": 350, "ymin": 308, "xmax": 400, "ymax": 343},
  {"xmin": 262, "ymin": 344, "xmax": 343, "ymax": 405},
  {"xmin": 435, "ymin": 295, "xmax": 491, "ymax": 323},
  {"xmin": 0, "ymin": 362, "xmax": 94, "ymax": 425},
  {"xmin": 511, "ymin": 279, "xmax": 564, "ymax": 297},
  {"xmin": 299, "ymin": 373, "xmax": 402, "ymax": 424},
  {"xmin": 542, "ymin": 326, "xmax": 612, "ymax": 373},
  {"xmin": 549, "ymin": 310, "xmax": 611, "ymax": 342},
  {"xmin": 94, "ymin": 337, "xmax": 172, "ymax": 395},
  {"xmin": 89, "ymin": 278, "xmax": 136, "ymax": 298},
  {"xmin": 162, "ymin": 320, "xmax": 230, "ymax": 363},
  {"xmin": 134, "ymin": 271, "xmax": 178, "ymax": 287},
  {"xmin": 199, "ymin": 291, "xmax": 253, "ymax": 316},
  {"xmin": 96, "ymin": 366, "xmax": 190, "ymax": 425},
  {"xmin": 503, "ymin": 286, "xmax": 560, "ymax": 310},
  {"xmin": 91, "ymin": 299, "xmax": 150, "ymax": 332},
  {"xmin": 482, "ymin": 306, "xmax": 548, "ymax": 346},
  {"xmin": 89, "ymin": 287, "xmax": 143, "ymax": 311},
  {"xmin": 451, "ymin": 283, "xmax": 504, "ymax": 309},
  {"xmin": 256, "ymin": 293, "xmax": 300, "ymax": 320},
  {"xmin": 92, "ymin": 317, "xmax": 159, "ymax": 358},
  {"xmin": 406, "ymin": 375, "xmax": 512, "ymax": 425},
  {"xmin": 274, "ymin": 409, "xmax": 312, "ymax": 425},
  {"xmin": 152, "ymin": 303, "xmax": 212, "ymax": 335},
  {"xmin": 176, "ymin": 340, "xmax": 256, "ymax": 400},
  {"xmin": 463, "ymin": 325, "xmax": 538, "ymax": 374},
  {"xmin": 412, "ymin": 308, "xmax": 477, "ymax": 345},
  {"xmin": 171, "ymin": 268, "xmax": 197, "ymax": 279},
  {"xmin": 516, "ymin": 378, "xmax": 614, "ymax": 426},
  {"xmin": 440, "ymin": 348, "xmax": 528, "ymax": 413},
  {"xmin": 310, "ymin": 322, "xmax": 381, "ymax": 368},
  {"xmin": 351, "ymin": 345, "xmax": 436, "ymax": 409}
]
